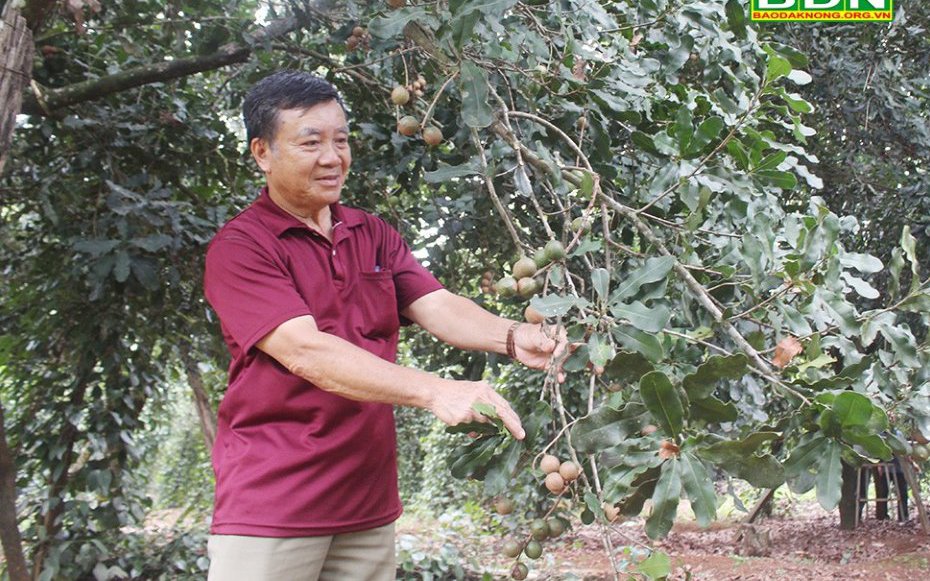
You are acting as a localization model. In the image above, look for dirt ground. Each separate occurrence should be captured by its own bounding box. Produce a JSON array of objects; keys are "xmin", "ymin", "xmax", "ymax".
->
[
  {"xmin": 547, "ymin": 515, "xmax": 930, "ymax": 580},
  {"xmin": 399, "ymin": 501, "xmax": 930, "ymax": 580}
]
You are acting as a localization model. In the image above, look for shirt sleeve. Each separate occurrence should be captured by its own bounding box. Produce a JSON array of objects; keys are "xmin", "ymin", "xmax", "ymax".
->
[
  {"xmin": 204, "ymin": 233, "xmax": 313, "ymax": 354},
  {"xmin": 377, "ymin": 219, "xmax": 445, "ymax": 313}
]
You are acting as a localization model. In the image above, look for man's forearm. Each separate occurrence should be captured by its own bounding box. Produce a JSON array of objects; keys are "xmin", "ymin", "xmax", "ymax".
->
[
  {"xmin": 260, "ymin": 317, "xmax": 443, "ymax": 409},
  {"xmin": 403, "ymin": 290, "xmax": 513, "ymax": 354},
  {"xmin": 256, "ymin": 314, "xmax": 525, "ymax": 437}
]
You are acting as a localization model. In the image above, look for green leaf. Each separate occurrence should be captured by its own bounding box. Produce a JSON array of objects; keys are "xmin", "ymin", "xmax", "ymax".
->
[
  {"xmin": 783, "ymin": 434, "xmax": 828, "ymax": 478},
  {"xmin": 450, "ymin": 10, "xmax": 480, "ymax": 49},
  {"xmin": 700, "ymin": 432, "xmax": 785, "ymax": 488},
  {"xmin": 841, "ymin": 273, "xmax": 879, "ymax": 299},
  {"xmin": 449, "ymin": 435, "xmax": 503, "ymax": 479},
  {"xmin": 639, "ymin": 371, "xmax": 686, "ymax": 437},
  {"xmin": 787, "ymin": 69, "xmax": 812, "ymax": 85},
  {"xmin": 592, "ymin": 268, "xmax": 610, "ymax": 301},
  {"xmin": 618, "ymin": 467, "xmax": 662, "ymax": 517},
  {"xmin": 901, "ymin": 225, "xmax": 920, "ymax": 290},
  {"xmin": 632, "ymin": 131, "xmax": 663, "ymax": 157},
  {"xmin": 766, "ymin": 54, "xmax": 792, "ymax": 82},
  {"xmin": 699, "ymin": 447, "xmax": 784, "ymax": 489},
  {"xmin": 878, "ymin": 321, "xmax": 920, "ymax": 368},
  {"xmin": 483, "ymin": 439, "xmax": 522, "ymax": 496},
  {"xmin": 754, "ymin": 150, "xmax": 787, "ymax": 172},
  {"xmin": 73, "ymin": 239, "xmax": 120, "ymax": 257},
  {"xmin": 610, "ymin": 301, "xmax": 671, "ymax": 334},
  {"xmin": 769, "ymin": 42, "xmax": 809, "ymax": 68},
  {"xmin": 114, "ymin": 250, "xmax": 131, "ymax": 282},
  {"xmin": 604, "ymin": 351, "xmax": 655, "ymax": 384},
  {"xmin": 839, "ymin": 252, "xmax": 883, "ymax": 274},
  {"xmin": 130, "ymin": 234, "xmax": 172, "ymax": 252},
  {"xmin": 600, "ymin": 440, "xmax": 665, "ymax": 469},
  {"xmin": 686, "ymin": 116, "xmax": 724, "ymax": 156},
  {"xmin": 755, "ymin": 169, "xmax": 798, "ymax": 190},
  {"xmin": 613, "ymin": 326, "xmax": 664, "ymax": 362},
  {"xmin": 832, "ymin": 392, "xmax": 874, "ymax": 429},
  {"xmin": 678, "ymin": 452, "xmax": 716, "ymax": 527},
  {"xmin": 898, "ymin": 292, "xmax": 930, "ymax": 313},
  {"xmin": 673, "ymin": 106, "xmax": 693, "ymax": 154},
  {"xmin": 635, "ymin": 551, "xmax": 672, "ymax": 580},
  {"xmin": 369, "ymin": 7, "xmax": 431, "ymax": 39},
  {"xmin": 472, "ymin": 401, "xmax": 499, "ymax": 420},
  {"xmin": 645, "ymin": 459, "xmax": 681, "ymax": 539},
  {"xmin": 423, "ymin": 159, "xmax": 481, "ymax": 183},
  {"xmin": 816, "ymin": 440, "xmax": 843, "ymax": 510},
  {"xmin": 572, "ymin": 402, "xmax": 649, "ymax": 453},
  {"xmin": 796, "ymin": 357, "xmax": 872, "ymax": 390},
  {"xmin": 782, "ymin": 92, "xmax": 813, "ymax": 113},
  {"xmin": 726, "ymin": 139, "xmax": 750, "ymax": 171},
  {"xmin": 844, "ymin": 429, "xmax": 892, "ymax": 461},
  {"xmin": 682, "ymin": 354, "xmax": 749, "ymax": 400},
  {"xmin": 459, "ymin": 61, "xmax": 493, "ymax": 128},
  {"xmin": 604, "ymin": 464, "xmax": 651, "ymax": 499},
  {"xmin": 588, "ymin": 333, "xmax": 615, "ymax": 368},
  {"xmin": 690, "ymin": 396, "xmax": 738, "ymax": 423},
  {"xmin": 529, "ymin": 294, "xmax": 586, "ymax": 317},
  {"xmin": 130, "ymin": 258, "xmax": 159, "ymax": 290},
  {"xmin": 445, "ymin": 421, "xmax": 499, "ymax": 436},
  {"xmin": 612, "ymin": 256, "xmax": 676, "ymax": 301},
  {"xmin": 725, "ymin": 0, "xmax": 747, "ymax": 38},
  {"xmin": 580, "ymin": 172, "xmax": 595, "ymax": 198},
  {"xmin": 716, "ymin": 432, "xmax": 780, "ymax": 455},
  {"xmin": 455, "ymin": 0, "xmax": 518, "ymax": 17}
]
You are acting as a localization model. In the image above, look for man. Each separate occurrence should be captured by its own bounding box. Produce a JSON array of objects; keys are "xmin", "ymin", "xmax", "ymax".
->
[{"xmin": 203, "ymin": 70, "xmax": 562, "ymax": 580}]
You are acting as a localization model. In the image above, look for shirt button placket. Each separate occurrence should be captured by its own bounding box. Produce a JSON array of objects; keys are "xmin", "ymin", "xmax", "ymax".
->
[{"xmin": 331, "ymin": 245, "xmax": 346, "ymax": 283}]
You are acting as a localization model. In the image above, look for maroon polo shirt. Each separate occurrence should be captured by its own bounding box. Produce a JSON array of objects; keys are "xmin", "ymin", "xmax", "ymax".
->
[{"xmin": 203, "ymin": 188, "xmax": 443, "ymax": 537}]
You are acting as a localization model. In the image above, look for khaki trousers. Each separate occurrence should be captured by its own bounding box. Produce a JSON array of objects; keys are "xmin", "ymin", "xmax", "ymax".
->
[{"xmin": 207, "ymin": 523, "xmax": 395, "ymax": 581}]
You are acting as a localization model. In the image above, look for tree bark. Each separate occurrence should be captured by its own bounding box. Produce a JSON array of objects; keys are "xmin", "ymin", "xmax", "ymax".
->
[
  {"xmin": 32, "ymin": 377, "xmax": 89, "ymax": 577},
  {"xmin": 0, "ymin": 404, "xmax": 30, "ymax": 581},
  {"xmin": 839, "ymin": 460, "xmax": 859, "ymax": 530},
  {"xmin": 0, "ymin": 0, "xmax": 35, "ymax": 174},
  {"xmin": 20, "ymin": 0, "xmax": 58, "ymax": 33},
  {"xmin": 21, "ymin": 15, "xmax": 303, "ymax": 116},
  {"xmin": 181, "ymin": 347, "xmax": 217, "ymax": 450}
]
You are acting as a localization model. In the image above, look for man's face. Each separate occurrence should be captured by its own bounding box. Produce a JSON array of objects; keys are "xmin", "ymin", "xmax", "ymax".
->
[{"xmin": 251, "ymin": 100, "xmax": 352, "ymax": 213}]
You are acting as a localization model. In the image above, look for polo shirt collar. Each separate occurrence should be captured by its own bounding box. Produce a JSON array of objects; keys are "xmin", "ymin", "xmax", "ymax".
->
[{"xmin": 254, "ymin": 186, "xmax": 364, "ymax": 238}]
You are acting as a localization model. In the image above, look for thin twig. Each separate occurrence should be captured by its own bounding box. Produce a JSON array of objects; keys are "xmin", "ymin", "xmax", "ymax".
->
[
  {"xmin": 421, "ymin": 70, "xmax": 458, "ymax": 127},
  {"xmin": 470, "ymin": 128, "xmax": 523, "ymax": 251},
  {"xmin": 636, "ymin": 82, "xmax": 767, "ymax": 215}
]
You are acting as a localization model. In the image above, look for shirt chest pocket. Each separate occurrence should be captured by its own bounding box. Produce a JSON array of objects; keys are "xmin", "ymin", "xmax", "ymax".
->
[{"xmin": 354, "ymin": 270, "xmax": 400, "ymax": 339}]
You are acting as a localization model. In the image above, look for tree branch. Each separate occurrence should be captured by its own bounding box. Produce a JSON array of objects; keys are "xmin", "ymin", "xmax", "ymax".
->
[
  {"xmin": 21, "ymin": 16, "xmax": 305, "ymax": 116},
  {"xmin": 0, "ymin": 404, "xmax": 30, "ymax": 581}
]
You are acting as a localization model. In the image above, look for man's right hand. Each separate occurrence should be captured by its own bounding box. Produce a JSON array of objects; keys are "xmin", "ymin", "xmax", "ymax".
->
[{"xmin": 428, "ymin": 380, "xmax": 525, "ymax": 440}]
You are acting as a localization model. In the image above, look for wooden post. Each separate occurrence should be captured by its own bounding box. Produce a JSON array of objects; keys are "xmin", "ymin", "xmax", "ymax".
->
[
  {"xmin": 0, "ymin": 0, "xmax": 34, "ymax": 175},
  {"xmin": 899, "ymin": 457, "xmax": 930, "ymax": 535}
]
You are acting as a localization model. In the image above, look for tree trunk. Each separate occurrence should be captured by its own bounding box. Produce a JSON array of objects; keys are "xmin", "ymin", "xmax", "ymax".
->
[
  {"xmin": 0, "ymin": 404, "xmax": 30, "ymax": 581},
  {"xmin": 32, "ymin": 378, "xmax": 88, "ymax": 577},
  {"xmin": 0, "ymin": 0, "xmax": 34, "ymax": 174},
  {"xmin": 839, "ymin": 460, "xmax": 859, "ymax": 530},
  {"xmin": 180, "ymin": 345, "xmax": 217, "ymax": 450}
]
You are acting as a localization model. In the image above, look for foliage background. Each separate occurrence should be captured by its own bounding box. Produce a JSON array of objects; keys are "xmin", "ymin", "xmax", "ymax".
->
[{"xmin": 0, "ymin": 0, "xmax": 928, "ymax": 579}]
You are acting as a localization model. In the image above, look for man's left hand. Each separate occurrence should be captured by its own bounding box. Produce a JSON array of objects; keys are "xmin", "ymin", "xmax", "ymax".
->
[{"xmin": 512, "ymin": 323, "xmax": 569, "ymax": 380}]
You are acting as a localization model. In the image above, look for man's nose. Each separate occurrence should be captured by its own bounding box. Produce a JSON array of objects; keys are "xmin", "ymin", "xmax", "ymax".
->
[{"xmin": 318, "ymin": 142, "xmax": 341, "ymax": 165}]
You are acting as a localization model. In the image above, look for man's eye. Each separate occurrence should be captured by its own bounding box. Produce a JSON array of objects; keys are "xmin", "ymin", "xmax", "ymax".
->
[{"xmin": 301, "ymin": 141, "xmax": 320, "ymax": 148}]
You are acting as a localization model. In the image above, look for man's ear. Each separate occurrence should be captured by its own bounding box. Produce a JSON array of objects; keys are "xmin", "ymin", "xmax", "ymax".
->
[{"xmin": 250, "ymin": 137, "xmax": 272, "ymax": 173}]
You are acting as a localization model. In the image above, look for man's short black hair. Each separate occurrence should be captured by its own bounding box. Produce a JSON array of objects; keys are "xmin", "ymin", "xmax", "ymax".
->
[{"xmin": 243, "ymin": 71, "xmax": 347, "ymax": 144}]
